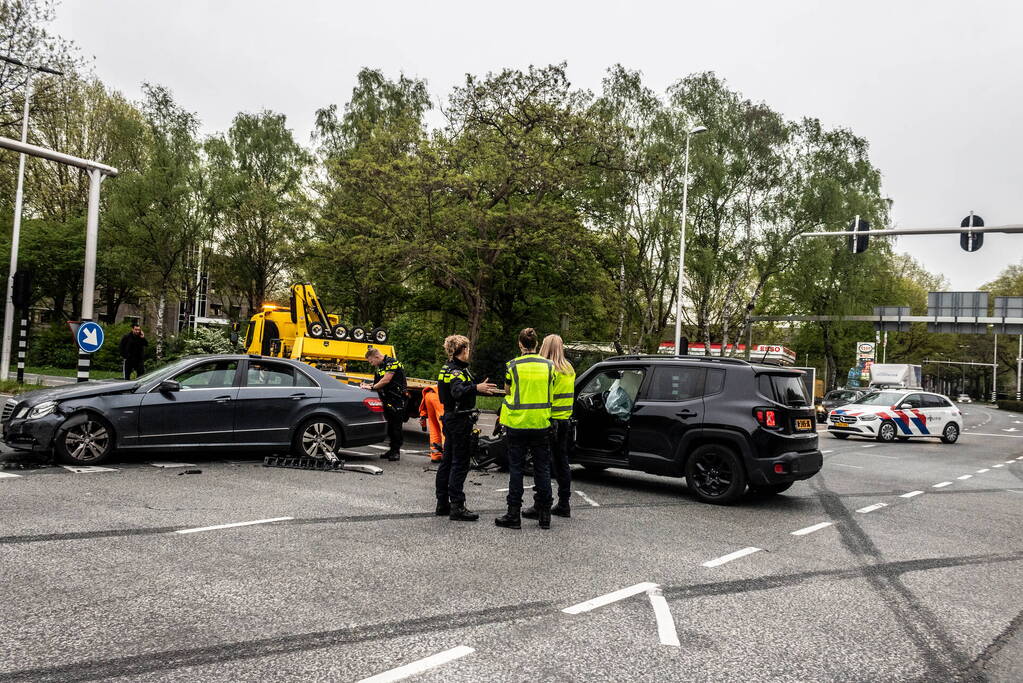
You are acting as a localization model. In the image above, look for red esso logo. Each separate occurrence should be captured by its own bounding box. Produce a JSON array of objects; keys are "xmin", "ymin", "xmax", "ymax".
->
[
  {"xmin": 858, "ymin": 343, "xmax": 874, "ymax": 353},
  {"xmin": 757, "ymin": 345, "xmax": 783, "ymax": 353}
]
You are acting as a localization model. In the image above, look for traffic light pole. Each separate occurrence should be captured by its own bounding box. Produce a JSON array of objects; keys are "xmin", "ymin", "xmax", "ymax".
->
[{"xmin": 1017, "ymin": 334, "xmax": 1022, "ymax": 401}]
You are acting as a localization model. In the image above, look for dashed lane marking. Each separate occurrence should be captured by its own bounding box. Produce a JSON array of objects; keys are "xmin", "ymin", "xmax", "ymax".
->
[
  {"xmin": 957, "ymin": 475, "xmax": 973, "ymax": 480},
  {"xmin": 648, "ymin": 587, "xmax": 681, "ymax": 648},
  {"xmin": 575, "ymin": 490, "xmax": 600, "ymax": 507},
  {"xmin": 59, "ymin": 465, "xmax": 118, "ymax": 474},
  {"xmin": 863, "ymin": 452, "xmax": 898, "ymax": 460},
  {"xmin": 0, "ymin": 471, "xmax": 21, "ymax": 479},
  {"xmin": 861, "ymin": 444, "xmax": 878, "ymax": 449},
  {"xmin": 977, "ymin": 469, "xmax": 991, "ymax": 473},
  {"xmin": 1005, "ymin": 460, "xmax": 1016, "ymax": 464},
  {"xmin": 791, "ymin": 522, "xmax": 833, "ymax": 536},
  {"xmin": 702, "ymin": 547, "xmax": 762, "ymax": 568},
  {"xmin": 993, "ymin": 464, "xmax": 1005, "ymax": 468},
  {"xmin": 174, "ymin": 517, "xmax": 294, "ymax": 535},
  {"xmin": 933, "ymin": 482, "xmax": 953, "ymax": 488},
  {"xmin": 833, "ymin": 463, "xmax": 863, "ymax": 469},
  {"xmin": 961, "ymin": 433, "xmax": 1023, "ymax": 438},
  {"xmin": 856, "ymin": 503, "xmax": 888, "ymax": 514},
  {"xmin": 900, "ymin": 491, "xmax": 924, "ymax": 498},
  {"xmin": 356, "ymin": 646, "xmax": 475, "ymax": 683},
  {"xmin": 148, "ymin": 461, "xmax": 196, "ymax": 468},
  {"xmin": 821, "ymin": 450, "xmax": 834, "ymax": 454},
  {"xmin": 562, "ymin": 582, "xmax": 659, "ymax": 614}
]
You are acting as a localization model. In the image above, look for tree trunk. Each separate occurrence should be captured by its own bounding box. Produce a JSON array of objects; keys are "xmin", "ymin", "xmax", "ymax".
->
[
  {"xmin": 156, "ymin": 292, "xmax": 166, "ymax": 360},
  {"xmin": 822, "ymin": 324, "xmax": 837, "ymax": 390}
]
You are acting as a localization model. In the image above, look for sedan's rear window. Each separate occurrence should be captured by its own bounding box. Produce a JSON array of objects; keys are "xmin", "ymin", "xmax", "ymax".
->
[{"xmin": 758, "ymin": 374, "xmax": 810, "ymax": 406}]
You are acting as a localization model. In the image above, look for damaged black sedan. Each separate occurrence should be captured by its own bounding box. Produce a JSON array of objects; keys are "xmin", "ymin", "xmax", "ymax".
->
[{"xmin": 1, "ymin": 355, "xmax": 387, "ymax": 465}]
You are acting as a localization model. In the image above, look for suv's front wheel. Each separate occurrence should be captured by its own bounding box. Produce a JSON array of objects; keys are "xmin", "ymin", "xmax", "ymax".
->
[{"xmin": 685, "ymin": 444, "xmax": 747, "ymax": 505}]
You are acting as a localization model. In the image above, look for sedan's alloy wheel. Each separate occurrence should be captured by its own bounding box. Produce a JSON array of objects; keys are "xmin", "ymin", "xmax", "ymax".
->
[
  {"xmin": 302, "ymin": 421, "xmax": 338, "ymax": 459},
  {"xmin": 63, "ymin": 420, "xmax": 110, "ymax": 463}
]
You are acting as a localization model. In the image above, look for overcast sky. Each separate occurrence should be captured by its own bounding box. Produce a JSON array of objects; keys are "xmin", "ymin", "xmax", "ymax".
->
[{"xmin": 53, "ymin": 0, "xmax": 1023, "ymax": 292}]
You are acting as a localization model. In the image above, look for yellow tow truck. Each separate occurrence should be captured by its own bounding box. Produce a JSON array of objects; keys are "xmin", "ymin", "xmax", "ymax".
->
[{"xmin": 243, "ymin": 283, "xmax": 436, "ymax": 413}]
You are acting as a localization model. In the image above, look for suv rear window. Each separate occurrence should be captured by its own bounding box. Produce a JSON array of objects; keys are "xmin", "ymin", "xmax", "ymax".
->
[{"xmin": 758, "ymin": 374, "xmax": 810, "ymax": 406}]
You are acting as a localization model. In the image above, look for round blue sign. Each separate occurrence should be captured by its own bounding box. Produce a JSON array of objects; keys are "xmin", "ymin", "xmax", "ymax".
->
[{"xmin": 76, "ymin": 321, "xmax": 105, "ymax": 353}]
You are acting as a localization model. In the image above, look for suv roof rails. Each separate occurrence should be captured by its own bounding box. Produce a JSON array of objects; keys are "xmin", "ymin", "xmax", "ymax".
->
[{"xmin": 604, "ymin": 354, "xmax": 750, "ymax": 366}]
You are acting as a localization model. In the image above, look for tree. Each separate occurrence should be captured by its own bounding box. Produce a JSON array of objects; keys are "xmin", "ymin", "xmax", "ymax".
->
[{"xmin": 207, "ymin": 110, "xmax": 310, "ymax": 312}]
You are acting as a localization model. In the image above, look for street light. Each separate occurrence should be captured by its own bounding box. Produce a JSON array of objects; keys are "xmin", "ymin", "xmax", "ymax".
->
[
  {"xmin": 0, "ymin": 54, "xmax": 64, "ymax": 382},
  {"xmin": 673, "ymin": 124, "xmax": 708, "ymax": 356}
]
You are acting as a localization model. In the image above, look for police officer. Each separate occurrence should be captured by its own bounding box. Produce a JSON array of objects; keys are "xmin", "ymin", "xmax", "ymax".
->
[
  {"xmin": 523, "ymin": 333, "xmax": 575, "ymax": 519},
  {"xmin": 436, "ymin": 334, "xmax": 496, "ymax": 522},
  {"xmin": 362, "ymin": 348, "xmax": 407, "ymax": 461},
  {"xmin": 496, "ymin": 328, "xmax": 555, "ymax": 530}
]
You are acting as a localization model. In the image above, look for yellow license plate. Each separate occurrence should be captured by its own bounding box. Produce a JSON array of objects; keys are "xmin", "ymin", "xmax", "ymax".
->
[
  {"xmin": 834, "ymin": 421, "xmax": 849, "ymax": 428},
  {"xmin": 795, "ymin": 418, "xmax": 813, "ymax": 431}
]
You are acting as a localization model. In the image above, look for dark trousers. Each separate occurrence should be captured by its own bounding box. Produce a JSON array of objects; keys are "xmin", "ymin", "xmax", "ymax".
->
[
  {"xmin": 507, "ymin": 428, "xmax": 552, "ymax": 508},
  {"xmin": 383, "ymin": 405, "xmax": 405, "ymax": 454},
  {"xmin": 550, "ymin": 418, "xmax": 572, "ymax": 503},
  {"xmin": 436, "ymin": 414, "xmax": 472, "ymax": 505},
  {"xmin": 123, "ymin": 359, "xmax": 145, "ymax": 380}
]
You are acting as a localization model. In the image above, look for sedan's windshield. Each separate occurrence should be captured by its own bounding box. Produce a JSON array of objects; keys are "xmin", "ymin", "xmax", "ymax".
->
[
  {"xmin": 133, "ymin": 358, "xmax": 195, "ymax": 385},
  {"xmin": 856, "ymin": 391, "xmax": 906, "ymax": 406}
]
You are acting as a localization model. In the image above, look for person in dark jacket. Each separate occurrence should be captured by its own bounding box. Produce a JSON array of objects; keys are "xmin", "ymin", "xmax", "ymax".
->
[
  {"xmin": 119, "ymin": 324, "xmax": 148, "ymax": 380},
  {"xmin": 435, "ymin": 334, "xmax": 496, "ymax": 521},
  {"xmin": 362, "ymin": 347, "xmax": 408, "ymax": 461}
]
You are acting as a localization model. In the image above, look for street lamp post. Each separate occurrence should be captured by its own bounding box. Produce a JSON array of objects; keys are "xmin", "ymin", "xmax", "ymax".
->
[
  {"xmin": 673, "ymin": 124, "xmax": 707, "ymax": 356},
  {"xmin": 0, "ymin": 55, "xmax": 63, "ymax": 382}
]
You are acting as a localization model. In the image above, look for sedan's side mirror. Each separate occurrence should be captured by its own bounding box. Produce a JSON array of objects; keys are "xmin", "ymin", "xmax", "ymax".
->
[
  {"xmin": 158, "ymin": 380, "xmax": 181, "ymax": 393},
  {"xmin": 900, "ymin": 402, "xmax": 913, "ymax": 410}
]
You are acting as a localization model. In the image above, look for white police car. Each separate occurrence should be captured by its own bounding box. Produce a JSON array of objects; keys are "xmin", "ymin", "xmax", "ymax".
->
[{"xmin": 827, "ymin": 389, "xmax": 962, "ymax": 444}]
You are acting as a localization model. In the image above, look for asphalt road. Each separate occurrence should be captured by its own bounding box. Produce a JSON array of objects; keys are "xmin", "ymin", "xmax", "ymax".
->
[{"xmin": 1, "ymin": 406, "xmax": 1021, "ymax": 682}]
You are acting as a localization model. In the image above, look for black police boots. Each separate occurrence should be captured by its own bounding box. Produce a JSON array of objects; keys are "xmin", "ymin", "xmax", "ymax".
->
[
  {"xmin": 521, "ymin": 505, "xmax": 539, "ymax": 520},
  {"xmin": 435, "ymin": 500, "xmax": 451, "ymax": 516},
  {"xmin": 449, "ymin": 504, "xmax": 479, "ymax": 522},
  {"xmin": 551, "ymin": 499, "xmax": 571, "ymax": 518},
  {"xmin": 538, "ymin": 506, "xmax": 551, "ymax": 530},
  {"xmin": 495, "ymin": 506, "xmax": 522, "ymax": 529}
]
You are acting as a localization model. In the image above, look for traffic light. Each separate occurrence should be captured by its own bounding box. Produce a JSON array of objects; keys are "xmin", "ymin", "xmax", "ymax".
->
[
  {"xmin": 960, "ymin": 213, "xmax": 984, "ymax": 252},
  {"xmin": 849, "ymin": 217, "xmax": 870, "ymax": 253},
  {"xmin": 11, "ymin": 270, "xmax": 31, "ymax": 310}
]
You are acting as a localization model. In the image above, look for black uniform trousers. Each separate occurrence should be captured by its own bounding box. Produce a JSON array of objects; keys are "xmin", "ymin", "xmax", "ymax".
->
[
  {"xmin": 549, "ymin": 418, "xmax": 573, "ymax": 504},
  {"xmin": 123, "ymin": 359, "xmax": 145, "ymax": 380},
  {"xmin": 507, "ymin": 427, "xmax": 552, "ymax": 509},
  {"xmin": 383, "ymin": 403, "xmax": 405, "ymax": 455},
  {"xmin": 436, "ymin": 413, "xmax": 473, "ymax": 505}
]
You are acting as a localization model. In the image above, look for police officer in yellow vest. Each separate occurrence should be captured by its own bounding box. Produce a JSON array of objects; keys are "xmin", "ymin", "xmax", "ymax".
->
[
  {"xmin": 523, "ymin": 333, "xmax": 575, "ymax": 520},
  {"xmin": 496, "ymin": 328, "xmax": 555, "ymax": 530}
]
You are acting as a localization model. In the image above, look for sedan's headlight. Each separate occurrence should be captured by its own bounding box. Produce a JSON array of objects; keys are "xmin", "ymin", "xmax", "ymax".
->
[
  {"xmin": 858, "ymin": 414, "xmax": 879, "ymax": 422},
  {"xmin": 26, "ymin": 400, "xmax": 58, "ymax": 420}
]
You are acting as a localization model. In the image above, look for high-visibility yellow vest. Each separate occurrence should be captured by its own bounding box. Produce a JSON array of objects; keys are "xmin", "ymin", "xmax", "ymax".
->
[
  {"xmin": 502, "ymin": 354, "xmax": 553, "ymax": 430},
  {"xmin": 551, "ymin": 367, "xmax": 575, "ymax": 420}
]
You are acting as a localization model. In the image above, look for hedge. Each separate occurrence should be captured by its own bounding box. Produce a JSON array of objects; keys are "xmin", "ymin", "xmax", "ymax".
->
[{"xmin": 996, "ymin": 400, "xmax": 1023, "ymax": 412}]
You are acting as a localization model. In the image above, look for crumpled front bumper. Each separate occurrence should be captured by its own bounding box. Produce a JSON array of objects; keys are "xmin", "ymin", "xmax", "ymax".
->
[{"xmin": 2, "ymin": 414, "xmax": 61, "ymax": 452}]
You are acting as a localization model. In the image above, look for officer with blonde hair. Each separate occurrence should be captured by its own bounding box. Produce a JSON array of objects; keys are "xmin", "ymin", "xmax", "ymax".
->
[
  {"xmin": 436, "ymin": 334, "xmax": 496, "ymax": 521},
  {"xmin": 523, "ymin": 333, "xmax": 575, "ymax": 519}
]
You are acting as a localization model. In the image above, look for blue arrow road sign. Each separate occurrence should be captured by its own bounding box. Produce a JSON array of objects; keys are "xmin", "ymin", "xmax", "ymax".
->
[{"xmin": 76, "ymin": 321, "xmax": 104, "ymax": 353}]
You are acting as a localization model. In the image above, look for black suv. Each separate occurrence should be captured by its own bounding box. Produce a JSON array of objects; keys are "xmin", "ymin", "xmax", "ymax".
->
[{"xmin": 571, "ymin": 355, "xmax": 823, "ymax": 504}]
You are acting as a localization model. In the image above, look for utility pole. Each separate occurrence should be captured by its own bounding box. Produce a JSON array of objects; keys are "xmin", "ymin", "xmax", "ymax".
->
[
  {"xmin": 992, "ymin": 333, "xmax": 998, "ymax": 403},
  {"xmin": 0, "ymin": 55, "xmax": 63, "ymax": 382},
  {"xmin": 1016, "ymin": 334, "xmax": 1021, "ymax": 401},
  {"xmin": 673, "ymin": 124, "xmax": 707, "ymax": 356}
]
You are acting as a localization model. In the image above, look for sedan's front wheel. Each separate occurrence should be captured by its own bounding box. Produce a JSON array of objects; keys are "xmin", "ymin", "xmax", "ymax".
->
[
  {"xmin": 56, "ymin": 414, "xmax": 113, "ymax": 465},
  {"xmin": 293, "ymin": 417, "xmax": 341, "ymax": 460}
]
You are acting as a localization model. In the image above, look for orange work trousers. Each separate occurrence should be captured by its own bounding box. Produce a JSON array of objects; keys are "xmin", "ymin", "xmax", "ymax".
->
[{"xmin": 420, "ymin": 389, "xmax": 445, "ymax": 458}]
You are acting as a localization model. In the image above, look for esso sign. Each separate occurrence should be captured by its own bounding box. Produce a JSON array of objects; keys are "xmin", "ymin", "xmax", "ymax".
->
[
  {"xmin": 858, "ymin": 343, "xmax": 874, "ymax": 354},
  {"xmin": 754, "ymin": 345, "xmax": 784, "ymax": 353}
]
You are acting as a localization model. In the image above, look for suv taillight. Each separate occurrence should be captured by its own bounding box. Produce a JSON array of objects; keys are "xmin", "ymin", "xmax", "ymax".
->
[
  {"xmin": 754, "ymin": 407, "xmax": 781, "ymax": 429},
  {"xmin": 363, "ymin": 397, "xmax": 384, "ymax": 413}
]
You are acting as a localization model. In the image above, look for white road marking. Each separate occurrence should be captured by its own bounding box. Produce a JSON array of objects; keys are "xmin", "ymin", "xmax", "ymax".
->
[
  {"xmin": 861, "ymin": 444, "xmax": 878, "ymax": 449},
  {"xmin": 368, "ymin": 445, "xmax": 389, "ymax": 450},
  {"xmin": 0, "ymin": 471, "xmax": 21, "ymax": 479},
  {"xmin": 856, "ymin": 503, "xmax": 888, "ymax": 513},
  {"xmin": 832, "ymin": 463, "xmax": 863, "ymax": 469},
  {"xmin": 977, "ymin": 468, "xmax": 990, "ymax": 473},
  {"xmin": 562, "ymin": 582, "xmax": 659, "ymax": 614},
  {"xmin": 957, "ymin": 474, "xmax": 973, "ymax": 480},
  {"xmin": 60, "ymin": 465, "xmax": 117, "ymax": 473},
  {"xmin": 647, "ymin": 588, "xmax": 681, "ymax": 648},
  {"xmin": 863, "ymin": 452, "xmax": 898, "ymax": 460},
  {"xmin": 1008, "ymin": 490, "xmax": 1023, "ymax": 495},
  {"xmin": 702, "ymin": 547, "xmax": 762, "ymax": 568},
  {"xmin": 993, "ymin": 464, "xmax": 1005, "ymax": 468},
  {"xmin": 356, "ymin": 646, "xmax": 475, "ymax": 683},
  {"xmin": 174, "ymin": 517, "xmax": 294, "ymax": 535},
  {"xmin": 494, "ymin": 488, "xmax": 509, "ymax": 492},
  {"xmin": 900, "ymin": 490, "xmax": 924, "ymax": 498},
  {"xmin": 1004, "ymin": 460, "xmax": 1016, "ymax": 464},
  {"xmin": 961, "ymin": 433, "xmax": 1023, "ymax": 438},
  {"xmin": 791, "ymin": 522, "xmax": 833, "ymax": 536},
  {"xmin": 821, "ymin": 450, "xmax": 834, "ymax": 454},
  {"xmin": 148, "ymin": 461, "xmax": 196, "ymax": 468},
  {"xmin": 575, "ymin": 490, "xmax": 600, "ymax": 507},
  {"xmin": 932, "ymin": 482, "xmax": 953, "ymax": 488}
]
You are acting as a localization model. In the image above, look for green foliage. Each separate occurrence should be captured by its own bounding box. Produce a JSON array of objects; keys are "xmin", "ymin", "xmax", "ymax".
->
[{"xmin": 180, "ymin": 326, "xmax": 235, "ymax": 356}]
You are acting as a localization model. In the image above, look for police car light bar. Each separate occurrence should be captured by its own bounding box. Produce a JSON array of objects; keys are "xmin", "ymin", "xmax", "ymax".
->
[{"xmin": 799, "ymin": 224, "xmax": 1023, "ymax": 237}]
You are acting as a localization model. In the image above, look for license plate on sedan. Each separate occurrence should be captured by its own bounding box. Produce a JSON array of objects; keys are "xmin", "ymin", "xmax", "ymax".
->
[
  {"xmin": 834, "ymin": 421, "xmax": 849, "ymax": 428},
  {"xmin": 794, "ymin": 418, "xmax": 813, "ymax": 431}
]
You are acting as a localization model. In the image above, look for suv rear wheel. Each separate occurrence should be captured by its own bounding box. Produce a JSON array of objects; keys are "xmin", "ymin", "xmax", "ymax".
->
[{"xmin": 685, "ymin": 444, "xmax": 747, "ymax": 505}]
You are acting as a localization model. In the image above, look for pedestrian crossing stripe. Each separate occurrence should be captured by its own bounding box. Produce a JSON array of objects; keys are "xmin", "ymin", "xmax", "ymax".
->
[
  {"xmin": 60, "ymin": 465, "xmax": 118, "ymax": 473},
  {"xmin": 0, "ymin": 471, "xmax": 21, "ymax": 478}
]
